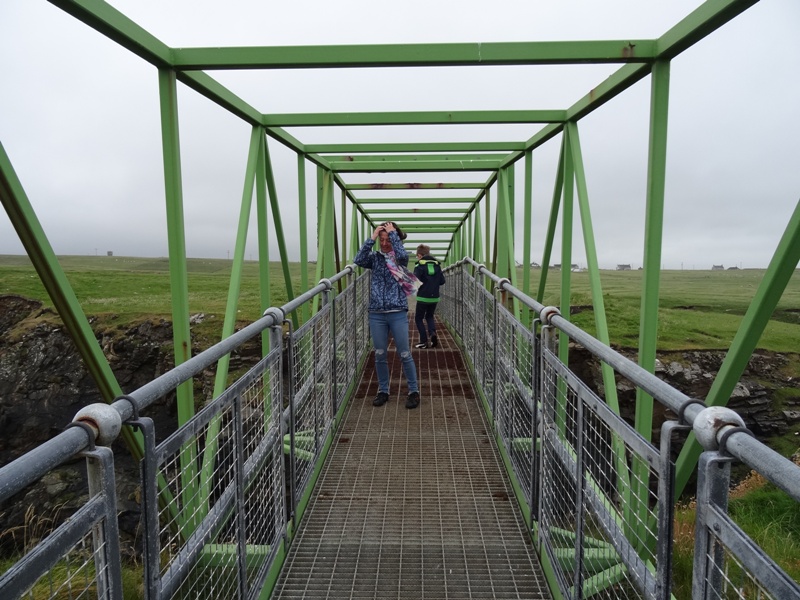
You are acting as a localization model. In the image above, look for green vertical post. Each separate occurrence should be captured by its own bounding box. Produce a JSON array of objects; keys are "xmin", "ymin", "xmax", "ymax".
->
[
  {"xmin": 297, "ymin": 154, "xmax": 309, "ymax": 322},
  {"xmin": 551, "ymin": 135, "xmax": 574, "ymax": 437},
  {"xmin": 263, "ymin": 138, "xmax": 298, "ymax": 328},
  {"xmin": 256, "ymin": 132, "xmax": 271, "ymax": 356},
  {"xmin": 636, "ymin": 60, "xmax": 671, "ymax": 440},
  {"xmin": 472, "ymin": 207, "xmax": 483, "ymax": 265},
  {"xmin": 522, "ymin": 149, "xmax": 533, "ymax": 314},
  {"xmin": 341, "ymin": 188, "xmax": 347, "ymax": 272},
  {"xmin": 158, "ymin": 68, "xmax": 197, "ymax": 533},
  {"xmin": 674, "ymin": 199, "xmax": 800, "ymax": 499},
  {"xmin": 349, "ymin": 203, "xmax": 360, "ymax": 261},
  {"xmin": 497, "ymin": 167, "xmax": 520, "ymax": 320},
  {"xmin": 485, "ymin": 186, "xmax": 491, "ymax": 270},
  {"xmin": 313, "ymin": 169, "xmax": 333, "ymax": 313},
  {"xmin": 630, "ymin": 60, "xmax": 671, "ymax": 548},
  {"xmin": 558, "ymin": 132, "xmax": 574, "ymax": 388},
  {"xmin": 537, "ymin": 135, "xmax": 566, "ymax": 304}
]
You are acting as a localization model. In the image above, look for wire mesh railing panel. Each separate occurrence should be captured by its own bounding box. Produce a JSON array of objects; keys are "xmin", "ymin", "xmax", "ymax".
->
[
  {"xmin": 154, "ymin": 396, "xmax": 242, "ymax": 599},
  {"xmin": 333, "ymin": 283, "xmax": 357, "ymax": 412},
  {"xmin": 240, "ymin": 351, "xmax": 285, "ymax": 594},
  {"xmin": 693, "ymin": 453, "xmax": 800, "ymax": 600},
  {"xmin": 0, "ymin": 448, "xmax": 122, "ymax": 600},
  {"xmin": 540, "ymin": 346, "xmax": 582, "ymax": 596},
  {"xmin": 540, "ymin": 345, "xmax": 666, "ymax": 600},
  {"xmin": 494, "ymin": 302, "xmax": 537, "ymax": 509},
  {"xmin": 289, "ymin": 305, "xmax": 334, "ymax": 502}
]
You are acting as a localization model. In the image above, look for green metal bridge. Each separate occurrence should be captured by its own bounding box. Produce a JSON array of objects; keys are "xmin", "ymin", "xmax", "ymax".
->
[{"xmin": 1, "ymin": 1, "xmax": 799, "ymax": 598}]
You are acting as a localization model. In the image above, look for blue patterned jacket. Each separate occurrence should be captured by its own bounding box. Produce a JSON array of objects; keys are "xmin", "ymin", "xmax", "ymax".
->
[{"xmin": 353, "ymin": 232, "xmax": 409, "ymax": 312}]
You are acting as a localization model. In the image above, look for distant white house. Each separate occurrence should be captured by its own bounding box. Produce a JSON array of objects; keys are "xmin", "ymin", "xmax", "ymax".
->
[
  {"xmin": 712, "ymin": 264, "xmax": 725, "ymax": 270},
  {"xmin": 616, "ymin": 264, "xmax": 631, "ymax": 271}
]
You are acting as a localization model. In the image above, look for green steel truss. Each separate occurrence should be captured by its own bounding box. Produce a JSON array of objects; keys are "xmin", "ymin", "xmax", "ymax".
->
[{"xmin": 3, "ymin": 0, "xmax": 796, "ymax": 568}]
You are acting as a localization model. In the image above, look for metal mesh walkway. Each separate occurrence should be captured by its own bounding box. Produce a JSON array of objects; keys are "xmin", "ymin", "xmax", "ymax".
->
[{"xmin": 271, "ymin": 314, "xmax": 551, "ymax": 599}]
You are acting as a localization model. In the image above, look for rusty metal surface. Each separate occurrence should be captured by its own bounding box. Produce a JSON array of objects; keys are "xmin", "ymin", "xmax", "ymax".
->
[{"xmin": 272, "ymin": 319, "xmax": 551, "ymax": 599}]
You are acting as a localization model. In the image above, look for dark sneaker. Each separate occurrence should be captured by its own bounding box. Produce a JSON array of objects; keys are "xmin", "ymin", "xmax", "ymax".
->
[
  {"xmin": 373, "ymin": 392, "xmax": 390, "ymax": 407},
  {"xmin": 406, "ymin": 391, "xmax": 420, "ymax": 409},
  {"xmin": 414, "ymin": 342, "xmax": 428, "ymax": 349},
  {"xmin": 431, "ymin": 334, "xmax": 439, "ymax": 348}
]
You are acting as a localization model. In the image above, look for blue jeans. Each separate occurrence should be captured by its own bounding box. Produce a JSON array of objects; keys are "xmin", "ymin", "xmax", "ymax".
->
[
  {"xmin": 369, "ymin": 311, "xmax": 419, "ymax": 394},
  {"xmin": 414, "ymin": 302, "xmax": 438, "ymax": 343}
]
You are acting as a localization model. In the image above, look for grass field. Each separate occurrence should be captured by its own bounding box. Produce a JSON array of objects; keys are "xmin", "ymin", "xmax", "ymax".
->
[{"xmin": 1, "ymin": 254, "xmax": 798, "ymax": 353}]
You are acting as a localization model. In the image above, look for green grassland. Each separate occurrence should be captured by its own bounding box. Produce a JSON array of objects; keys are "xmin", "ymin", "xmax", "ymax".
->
[
  {"xmin": 1, "ymin": 255, "xmax": 799, "ymax": 353},
  {"xmin": 526, "ymin": 266, "xmax": 800, "ymax": 352}
]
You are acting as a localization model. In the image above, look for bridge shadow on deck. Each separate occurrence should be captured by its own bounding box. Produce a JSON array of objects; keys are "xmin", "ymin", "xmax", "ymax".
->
[{"xmin": 271, "ymin": 315, "xmax": 551, "ymax": 599}]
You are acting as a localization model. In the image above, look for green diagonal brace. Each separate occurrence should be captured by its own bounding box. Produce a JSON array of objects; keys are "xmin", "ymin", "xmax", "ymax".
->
[{"xmin": 674, "ymin": 198, "xmax": 800, "ymax": 498}]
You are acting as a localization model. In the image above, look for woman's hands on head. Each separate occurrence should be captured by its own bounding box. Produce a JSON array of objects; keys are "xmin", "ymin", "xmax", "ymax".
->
[{"xmin": 371, "ymin": 221, "xmax": 396, "ymax": 240}]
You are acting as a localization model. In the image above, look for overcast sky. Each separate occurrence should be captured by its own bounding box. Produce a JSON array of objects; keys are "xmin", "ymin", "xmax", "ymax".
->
[{"xmin": 1, "ymin": 0, "xmax": 799, "ymax": 270}]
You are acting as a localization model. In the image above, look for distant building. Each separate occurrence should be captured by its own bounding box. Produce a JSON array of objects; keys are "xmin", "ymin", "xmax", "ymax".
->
[
  {"xmin": 712, "ymin": 264, "xmax": 724, "ymax": 270},
  {"xmin": 727, "ymin": 266, "xmax": 739, "ymax": 270},
  {"xmin": 616, "ymin": 264, "xmax": 631, "ymax": 271},
  {"xmin": 531, "ymin": 262, "xmax": 541, "ymax": 269},
  {"xmin": 107, "ymin": 251, "xmax": 113, "ymax": 257},
  {"xmin": 552, "ymin": 263, "xmax": 561, "ymax": 270}
]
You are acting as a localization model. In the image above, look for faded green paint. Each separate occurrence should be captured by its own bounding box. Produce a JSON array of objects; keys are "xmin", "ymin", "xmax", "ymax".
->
[
  {"xmin": 172, "ymin": 40, "xmax": 658, "ymax": 70},
  {"xmin": 263, "ymin": 137, "xmax": 298, "ymax": 328},
  {"xmin": 297, "ymin": 153, "xmax": 310, "ymax": 323},
  {"xmin": 256, "ymin": 132, "xmax": 271, "ymax": 355},
  {"xmin": 158, "ymin": 67, "xmax": 197, "ymax": 534},
  {"xmin": 537, "ymin": 135, "xmax": 566, "ymax": 304}
]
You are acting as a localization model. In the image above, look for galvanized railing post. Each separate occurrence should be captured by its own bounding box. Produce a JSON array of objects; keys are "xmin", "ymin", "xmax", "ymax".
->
[
  {"xmin": 84, "ymin": 446, "xmax": 123, "ymax": 600},
  {"xmin": 657, "ymin": 421, "xmax": 690, "ymax": 600},
  {"xmin": 492, "ymin": 283, "xmax": 500, "ymax": 417},
  {"xmin": 283, "ymin": 319, "xmax": 298, "ymax": 525},
  {"xmin": 574, "ymin": 394, "xmax": 586, "ymax": 599},
  {"xmin": 692, "ymin": 451, "xmax": 732, "ymax": 599},
  {"xmin": 128, "ymin": 417, "xmax": 160, "ymax": 600},
  {"xmin": 233, "ymin": 384, "xmax": 248, "ymax": 600},
  {"xmin": 530, "ymin": 317, "xmax": 541, "ymax": 521}
]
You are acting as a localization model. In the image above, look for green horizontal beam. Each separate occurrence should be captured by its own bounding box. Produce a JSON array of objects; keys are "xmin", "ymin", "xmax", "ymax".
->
[
  {"xmin": 263, "ymin": 110, "xmax": 565, "ymax": 127},
  {"xmin": 306, "ymin": 141, "xmax": 525, "ymax": 153},
  {"xmin": 330, "ymin": 160, "xmax": 500, "ymax": 173},
  {"xmin": 346, "ymin": 182, "xmax": 488, "ymax": 190},
  {"xmin": 402, "ymin": 226, "xmax": 458, "ymax": 232},
  {"xmin": 322, "ymin": 153, "xmax": 507, "ymax": 163},
  {"xmin": 172, "ymin": 40, "xmax": 658, "ymax": 70},
  {"xmin": 355, "ymin": 198, "xmax": 474, "ymax": 204},
  {"xmin": 657, "ymin": 0, "xmax": 759, "ymax": 59},
  {"xmin": 391, "ymin": 217, "xmax": 463, "ymax": 222},
  {"xmin": 49, "ymin": 0, "xmax": 172, "ymax": 68},
  {"xmin": 365, "ymin": 208, "xmax": 468, "ymax": 214}
]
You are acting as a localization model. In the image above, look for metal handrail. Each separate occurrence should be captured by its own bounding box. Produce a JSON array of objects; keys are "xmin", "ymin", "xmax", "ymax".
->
[
  {"xmin": 450, "ymin": 257, "xmax": 800, "ymax": 502},
  {"xmin": 0, "ymin": 265, "xmax": 357, "ymax": 503}
]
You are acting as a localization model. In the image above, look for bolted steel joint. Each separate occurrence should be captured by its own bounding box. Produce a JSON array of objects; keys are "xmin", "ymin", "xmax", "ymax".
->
[
  {"xmin": 318, "ymin": 277, "xmax": 333, "ymax": 291},
  {"xmin": 539, "ymin": 306, "xmax": 561, "ymax": 326},
  {"xmin": 496, "ymin": 277, "xmax": 511, "ymax": 291},
  {"xmin": 73, "ymin": 403, "xmax": 122, "ymax": 446},
  {"xmin": 692, "ymin": 406, "xmax": 747, "ymax": 451},
  {"xmin": 263, "ymin": 306, "xmax": 285, "ymax": 323}
]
